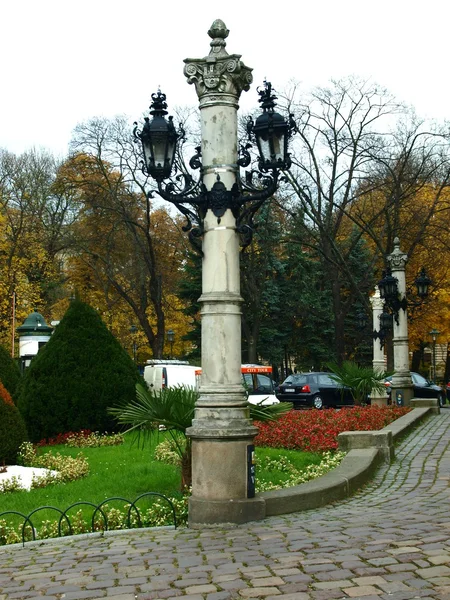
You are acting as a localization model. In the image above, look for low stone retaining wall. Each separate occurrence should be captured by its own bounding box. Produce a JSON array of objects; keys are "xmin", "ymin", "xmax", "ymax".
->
[{"xmin": 259, "ymin": 400, "xmax": 437, "ymax": 518}]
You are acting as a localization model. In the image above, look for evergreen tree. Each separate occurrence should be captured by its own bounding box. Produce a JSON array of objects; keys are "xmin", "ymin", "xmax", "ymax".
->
[
  {"xmin": 177, "ymin": 251, "xmax": 202, "ymax": 362},
  {"xmin": 17, "ymin": 300, "xmax": 143, "ymax": 442},
  {"xmin": 283, "ymin": 240, "xmax": 336, "ymax": 372},
  {"xmin": 240, "ymin": 200, "xmax": 288, "ymax": 367},
  {"xmin": 0, "ymin": 401, "xmax": 28, "ymax": 464}
]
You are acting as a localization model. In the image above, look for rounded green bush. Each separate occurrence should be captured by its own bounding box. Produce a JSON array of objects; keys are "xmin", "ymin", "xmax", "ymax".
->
[
  {"xmin": 0, "ymin": 401, "xmax": 28, "ymax": 464},
  {"xmin": 17, "ymin": 300, "xmax": 144, "ymax": 442}
]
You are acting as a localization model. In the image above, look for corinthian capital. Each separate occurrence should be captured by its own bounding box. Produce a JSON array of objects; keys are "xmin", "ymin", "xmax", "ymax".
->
[{"xmin": 183, "ymin": 19, "xmax": 253, "ymax": 105}]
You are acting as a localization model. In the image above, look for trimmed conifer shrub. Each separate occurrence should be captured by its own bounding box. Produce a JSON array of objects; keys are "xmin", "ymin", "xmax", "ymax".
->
[
  {"xmin": 0, "ymin": 400, "xmax": 28, "ymax": 464},
  {"xmin": 0, "ymin": 344, "xmax": 21, "ymax": 401},
  {"xmin": 17, "ymin": 300, "xmax": 144, "ymax": 442}
]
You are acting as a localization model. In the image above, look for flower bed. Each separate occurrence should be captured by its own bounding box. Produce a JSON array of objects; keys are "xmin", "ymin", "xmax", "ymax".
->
[
  {"xmin": 255, "ymin": 406, "xmax": 411, "ymax": 452},
  {"xmin": 36, "ymin": 430, "xmax": 124, "ymax": 447}
]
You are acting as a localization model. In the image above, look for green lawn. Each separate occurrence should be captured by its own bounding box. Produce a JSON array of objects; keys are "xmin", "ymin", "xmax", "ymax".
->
[{"xmin": 0, "ymin": 434, "xmax": 327, "ymax": 538}]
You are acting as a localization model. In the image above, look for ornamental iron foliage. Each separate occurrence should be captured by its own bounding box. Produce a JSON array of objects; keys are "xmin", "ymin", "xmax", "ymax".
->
[
  {"xmin": 133, "ymin": 86, "xmax": 296, "ymax": 253},
  {"xmin": 375, "ymin": 237, "xmax": 432, "ymax": 326}
]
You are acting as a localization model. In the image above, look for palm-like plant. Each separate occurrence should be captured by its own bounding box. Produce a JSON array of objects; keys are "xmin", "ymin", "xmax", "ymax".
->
[
  {"xmin": 109, "ymin": 384, "xmax": 291, "ymax": 490},
  {"xmin": 327, "ymin": 361, "xmax": 389, "ymax": 406}
]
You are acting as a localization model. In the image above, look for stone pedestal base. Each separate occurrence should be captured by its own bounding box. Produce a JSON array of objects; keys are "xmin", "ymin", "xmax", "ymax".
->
[
  {"xmin": 371, "ymin": 397, "xmax": 388, "ymax": 407},
  {"xmin": 390, "ymin": 385, "xmax": 414, "ymax": 406},
  {"xmin": 188, "ymin": 496, "xmax": 265, "ymax": 527}
]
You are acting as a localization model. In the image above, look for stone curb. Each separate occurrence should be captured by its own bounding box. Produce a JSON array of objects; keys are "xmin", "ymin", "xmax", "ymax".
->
[
  {"xmin": 259, "ymin": 403, "xmax": 435, "ymax": 518},
  {"xmin": 260, "ymin": 447, "xmax": 381, "ymax": 516}
]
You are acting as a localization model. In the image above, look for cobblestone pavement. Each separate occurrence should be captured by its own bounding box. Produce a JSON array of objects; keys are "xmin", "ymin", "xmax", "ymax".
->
[{"xmin": 2, "ymin": 411, "xmax": 450, "ymax": 599}]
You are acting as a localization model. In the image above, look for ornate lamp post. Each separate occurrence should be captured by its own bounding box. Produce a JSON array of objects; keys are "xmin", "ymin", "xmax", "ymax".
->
[
  {"xmin": 369, "ymin": 287, "xmax": 389, "ymax": 406},
  {"xmin": 167, "ymin": 328, "xmax": 175, "ymax": 359},
  {"xmin": 133, "ymin": 20, "xmax": 294, "ymax": 526},
  {"xmin": 429, "ymin": 328, "xmax": 440, "ymax": 383},
  {"xmin": 379, "ymin": 239, "xmax": 412, "ymax": 404},
  {"xmin": 377, "ymin": 238, "xmax": 431, "ymax": 405}
]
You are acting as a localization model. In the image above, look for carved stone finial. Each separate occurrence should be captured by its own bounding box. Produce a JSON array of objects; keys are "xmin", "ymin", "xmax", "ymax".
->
[
  {"xmin": 207, "ymin": 19, "xmax": 229, "ymax": 57},
  {"xmin": 388, "ymin": 237, "xmax": 408, "ymax": 270},
  {"xmin": 183, "ymin": 20, "xmax": 253, "ymax": 105}
]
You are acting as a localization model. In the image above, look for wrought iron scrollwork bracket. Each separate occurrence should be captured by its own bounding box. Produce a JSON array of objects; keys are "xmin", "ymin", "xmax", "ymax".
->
[{"xmin": 150, "ymin": 143, "xmax": 280, "ymax": 254}]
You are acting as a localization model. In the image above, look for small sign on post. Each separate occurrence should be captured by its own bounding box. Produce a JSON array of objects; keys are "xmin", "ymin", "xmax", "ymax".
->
[{"xmin": 247, "ymin": 445, "xmax": 256, "ymax": 498}]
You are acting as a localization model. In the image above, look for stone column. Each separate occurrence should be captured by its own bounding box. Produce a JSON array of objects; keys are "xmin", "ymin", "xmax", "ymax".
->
[
  {"xmin": 183, "ymin": 20, "xmax": 265, "ymax": 526},
  {"xmin": 388, "ymin": 238, "xmax": 413, "ymax": 405},
  {"xmin": 369, "ymin": 287, "xmax": 388, "ymax": 406}
]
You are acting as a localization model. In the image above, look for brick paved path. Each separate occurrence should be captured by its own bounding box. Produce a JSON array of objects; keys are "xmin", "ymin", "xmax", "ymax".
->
[{"xmin": 1, "ymin": 411, "xmax": 450, "ymax": 599}]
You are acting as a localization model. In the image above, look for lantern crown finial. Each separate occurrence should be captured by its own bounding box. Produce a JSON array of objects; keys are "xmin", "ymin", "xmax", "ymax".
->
[
  {"xmin": 257, "ymin": 80, "xmax": 277, "ymax": 112},
  {"xmin": 149, "ymin": 90, "xmax": 168, "ymax": 116}
]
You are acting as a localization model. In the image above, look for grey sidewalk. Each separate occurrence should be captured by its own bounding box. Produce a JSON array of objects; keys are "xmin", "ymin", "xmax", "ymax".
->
[{"xmin": 2, "ymin": 411, "xmax": 450, "ymax": 599}]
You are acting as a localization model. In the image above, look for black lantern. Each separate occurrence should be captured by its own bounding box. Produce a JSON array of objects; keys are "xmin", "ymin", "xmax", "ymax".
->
[
  {"xmin": 379, "ymin": 307, "xmax": 393, "ymax": 332},
  {"xmin": 355, "ymin": 310, "xmax": 368, "ymax": 331},
  {"xmin": 250, "ymin": 81, "xmax": 291, "ymax": 172},
  {"xmin": 133, "ymin": 81, "xmax": 296, "ymax": 252},
  {"xmin": 371, "ymin": 306, "xmax": 392, "ymax": 350},
  {"xmin": 415, "ymin": 267, "xmax": 432, "ymax": 299},
  {"xmin": 133, "ymin": 91, "xmax": 179, "ymax": 180},
  {"xmin": 377, "ymin": 268, "xmax": 398, "ymax": 301}
]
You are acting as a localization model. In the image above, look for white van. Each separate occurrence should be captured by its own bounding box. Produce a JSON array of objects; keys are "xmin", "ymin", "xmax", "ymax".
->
[{"xmin": 144, "ymin": 360, "xmax": 200, "ymax": 391}]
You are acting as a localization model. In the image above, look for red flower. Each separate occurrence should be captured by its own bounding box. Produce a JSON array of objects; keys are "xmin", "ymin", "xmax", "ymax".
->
[{"xmin": 254, "ymin": 406, "xmax": 410, "ymax": 453}]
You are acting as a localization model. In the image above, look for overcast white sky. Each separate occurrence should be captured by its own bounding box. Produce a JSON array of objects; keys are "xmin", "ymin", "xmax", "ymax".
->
[{"xmin": 2, "ymin": 0, "xmax": 449, "ymax": 158}]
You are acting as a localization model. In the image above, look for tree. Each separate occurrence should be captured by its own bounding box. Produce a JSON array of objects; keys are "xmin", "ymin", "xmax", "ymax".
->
[
  {"xmin": 283, "ymin": 78, "xmax": 398, "ymax": 362},
  {"xmin": 0, "ymin": 400, "xmax": 28, "ymax": 464},
  {"xmin": 17, "ymin": 300, "xmax": 143, "ymax": 442},
  {"xmin": 63, "ymin": 117, "xmax": 193, "ymax": 358},
  {"xmin": 240, "ymin": 200, "xmax": 290, "ymax": 365},
  {"xmin": 177, "ymin": 251, "xmax": 202, "ymax": 362},
  {"xmin": 0, "ymin": 148, "xmax": 73, "ymax": 347},
  {"xmin": 0, "ymin": 343, "xmax": 21, "ymax": 400},
  {"xmin": 283, "ymin": 78, "xmax": 450, "ymax": 363}
]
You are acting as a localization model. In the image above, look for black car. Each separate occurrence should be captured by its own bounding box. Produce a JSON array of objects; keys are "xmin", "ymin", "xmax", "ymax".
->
[
  {"xmin": 276, "ymin": 372, "xmax": 354, "ymax": 409},
  {"xmin": 385, "ymin": 372, "xmax": 445, "ymax": 406}
]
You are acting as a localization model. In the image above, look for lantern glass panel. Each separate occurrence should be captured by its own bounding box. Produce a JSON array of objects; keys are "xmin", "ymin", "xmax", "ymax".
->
[
  {"xmin": 271, "ymin": 132, "xmax": 285, "ymax": 162},
  {"xmin": 167, "ymin": 138, "xmax": 177, "ymax": 169},
  {"xmin": 417, "ymin": 281, "xmax": 426, "ymax": 297},
  {"xmin": 143, "ymin": 141, "xmax": 153, "ymax": 170},
  {"xmin": 152, "ymin": 132, "xmax": 168, "ymax": 167},
  {"xmin": 258, "ymin": 136, "xmax": 271, "ymax": 163}
]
